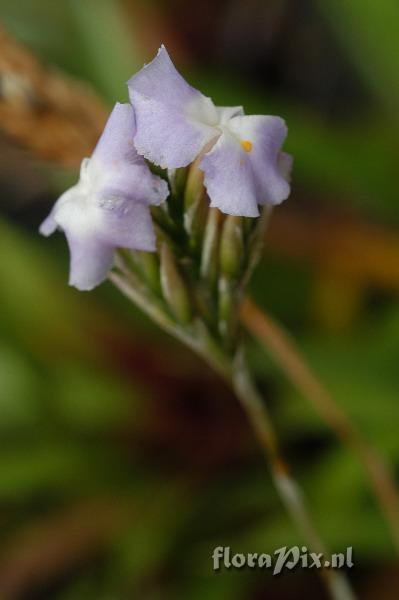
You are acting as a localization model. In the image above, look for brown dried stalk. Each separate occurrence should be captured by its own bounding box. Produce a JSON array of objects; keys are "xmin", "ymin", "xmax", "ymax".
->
[
  {"xmin": 241, "ymin": 298, "xmax": 399, "ymax": 555},
  {"xmin": 0, "ymin": 27, "xmax": 106, "ymax": 168}
]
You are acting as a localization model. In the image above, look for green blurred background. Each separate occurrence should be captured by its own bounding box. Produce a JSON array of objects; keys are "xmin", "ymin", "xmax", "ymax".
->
[{"xmin": 0, "ymin": 0, "xmax": 398, "ymax": 598}]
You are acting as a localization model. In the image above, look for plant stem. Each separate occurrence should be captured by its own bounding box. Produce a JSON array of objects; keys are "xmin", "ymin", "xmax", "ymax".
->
[
  {"xmin": 241, "ymin": 297, "xmax": 399, "ymax": 556},
  {"xmin": 230, "ymin": 347, "xmax": 356, "ymax": 600},
  {"xmin": 109, "ymin": 260, "xmax": 230, "ymax": 379},
  {"xmin": 110, "ymin": 265, "xmax": 356, "ymax": 599}
]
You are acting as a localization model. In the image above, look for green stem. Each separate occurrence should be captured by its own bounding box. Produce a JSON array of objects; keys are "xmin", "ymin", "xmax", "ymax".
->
[
  {"xmin": 230, "ymin": 347, "xmax": 356, "ymax": 600},
  {"xmin": 110, "ymin": 265, "xmax": 356, "ymax": 600},
  {"xmin": 109, "ymin": 258, "xmax": 229, "ymax": 379}
]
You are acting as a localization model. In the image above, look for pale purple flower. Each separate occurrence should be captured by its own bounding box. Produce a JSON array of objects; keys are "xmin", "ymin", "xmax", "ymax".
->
[
  {"xmin": 128, "ymin": 46, "xmax": 292, "ymax": 217},
  {"xmin": 40, "ymin": 102, "xmax": 168, "ymax": 291}
]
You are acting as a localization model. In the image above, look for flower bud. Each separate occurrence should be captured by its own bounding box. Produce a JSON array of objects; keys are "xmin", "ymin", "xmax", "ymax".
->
[
  {"xmin": 168, "ymin": 167, "xmax": 187, "ymax": 221},
  {"xmin": 200, "ymin": 208, "xmax": 223, "ymax": 286},
  {"xmin": 134, "ymin": 250, "xmax": 161, "ymax": 295},
  {"xmin": 183, "ymin": 162, "xmax": 208, "ymax": 251},
  {"xmin": 218, "ymin": 276, "xmax": 238, "ymax": 345},
  {"xmin": 169, "ymin": 167, "xmax": 188, "ymax": 198},
  {"xmin": 160, "ymin": 243, "xmax": 191, "ymax": 324},
  {"xmin": 219, "ymin": 215, "xmax": 244, "ymax": 281}
]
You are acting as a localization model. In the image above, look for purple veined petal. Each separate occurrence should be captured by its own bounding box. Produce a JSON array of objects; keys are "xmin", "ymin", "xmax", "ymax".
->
[
  {"xmin": 200, "ymin": 115, "xmax": 291, "ymax": 217},
  {"xmin": 128, "ymin": 45, "xmax": 220, "ymax": 169}
]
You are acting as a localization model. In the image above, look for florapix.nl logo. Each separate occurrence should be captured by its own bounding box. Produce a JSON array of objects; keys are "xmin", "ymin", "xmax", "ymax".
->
[{"xmin": 212, "ymin": 546, "xmax": 354, "ymax": 575}]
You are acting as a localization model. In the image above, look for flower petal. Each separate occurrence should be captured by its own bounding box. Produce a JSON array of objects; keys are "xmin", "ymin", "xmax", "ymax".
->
[
  {"xmin": 95, "ymin": 199, "xmax": 156, "ymax": 251},
  {"xmin": 47, "ymin": 189, "xmax": 156, "ymax": 290},
  {"xmin": 39, "ymin": 102, "xmax": 165, "ymax": 290},
  {"xmin": 66, "ymin": 230, "xmax": 114, "ymax": 291},
  {"xmin": 89, "ymin": 103, "xmax": 169, "ymax": 206},
  {"xmin": 128, "ymin": 46, "xmax": 219, "ymax": 168},
  {"xmin": 91, "ymin": 102, "xmax": 137, "ymax": 165},
  {"xmin": 200, "ymin": 129, "xmax": 259, "ymax": 217},
  {"xmin": 87, "ymin": 153, "xmax": 169, "ymax": 209},
  {"xmin": 228, "ymin": 115, "xmax": 291, "ymax": 205},
  {"xmin": 216, "ymin": 105, "xmax": 244, "ymax": 124},
  {"xmin": 39, "ymin": 212, "xmax": 57, "ymax": 236},
  {"xmin": 65, "ymin": 205, "xmax": 156, "ymax": 292},
  {"xmin": 39, "ymin": 187, "xmax": 78, "ymax": 236},
  {"xmin": 200, "ymin": 115, "xmax": 290, "ymax": 217},
  {"xmin": 277, "ymin": 151, "xmax": 293, "ymax": 182}
]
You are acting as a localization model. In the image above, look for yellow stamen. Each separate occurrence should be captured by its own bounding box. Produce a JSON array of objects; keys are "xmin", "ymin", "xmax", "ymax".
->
[{"xmin": 240, "ymin": 140, "xmax": 252, "ymax": 152}]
